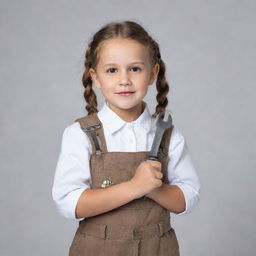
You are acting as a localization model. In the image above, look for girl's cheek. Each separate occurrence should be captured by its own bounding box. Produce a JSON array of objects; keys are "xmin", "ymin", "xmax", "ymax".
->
[{"xmin": 102, "ymin": 76, "xmax": 116, "ymax": 85}]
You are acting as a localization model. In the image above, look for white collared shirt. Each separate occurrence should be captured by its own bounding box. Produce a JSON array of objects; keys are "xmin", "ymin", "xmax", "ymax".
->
[{"xmin": 52, "ymin": 101, "xmax": 201, "ymax": 221}]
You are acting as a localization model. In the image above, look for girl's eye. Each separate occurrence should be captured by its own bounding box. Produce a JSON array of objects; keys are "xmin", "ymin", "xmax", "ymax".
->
[
  {"xmin": 130, "ymin": 67, "xmax": 141, "ymax": 72},
  {"xmin": 106, "ymin": 68, "xmax": 117, "ymax": 73},
  {"xmin": 106, "ymin": 67, "xmax": 142, "ymax": 73}
]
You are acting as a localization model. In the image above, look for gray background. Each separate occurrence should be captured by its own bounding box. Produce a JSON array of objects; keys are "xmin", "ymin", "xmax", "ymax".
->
[{"xmin": 1, "ymin": 0, "xmax": 255, "ymax": 255}]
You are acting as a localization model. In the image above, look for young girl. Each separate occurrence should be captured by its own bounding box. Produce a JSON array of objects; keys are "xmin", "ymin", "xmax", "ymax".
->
[{"xmin": 52, "ymin": 20, "xmax": 200, "ymax": 256}]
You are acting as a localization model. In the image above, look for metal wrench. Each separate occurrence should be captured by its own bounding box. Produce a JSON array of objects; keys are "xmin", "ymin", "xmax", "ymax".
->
[
  {"xmin": 147, "ymin": 110, "xmax": 173, "ymax": 161},
  {"xmin": 140, "ymin": 111, "xmax": 173, "ymax": 199}
]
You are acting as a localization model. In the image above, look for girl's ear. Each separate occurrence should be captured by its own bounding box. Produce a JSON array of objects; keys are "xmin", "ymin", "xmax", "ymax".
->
[
  {"xmin": 149, "ymin": 63, "xmax": 160, "ymax": 85},
  {"xmin": 89, "ymin": 68, "xmax": 102, "ymax": 89}
]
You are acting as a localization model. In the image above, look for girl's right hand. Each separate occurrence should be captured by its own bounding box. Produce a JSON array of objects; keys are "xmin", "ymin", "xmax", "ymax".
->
[{"xmin": 129, "ymin": 160, "xmax": 163, "ymax": 199}]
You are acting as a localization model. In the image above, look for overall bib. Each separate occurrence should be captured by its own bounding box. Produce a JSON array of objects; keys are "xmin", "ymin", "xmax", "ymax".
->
[{"xmin": 69, "ymin": 113, "xmax": 180, "ymax": 256}]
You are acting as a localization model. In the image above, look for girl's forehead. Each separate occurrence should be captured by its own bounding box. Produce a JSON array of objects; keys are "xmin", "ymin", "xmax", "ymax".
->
[{"xmin": 97, "ymin": 38, "xmax": 150, "ymax": 64}]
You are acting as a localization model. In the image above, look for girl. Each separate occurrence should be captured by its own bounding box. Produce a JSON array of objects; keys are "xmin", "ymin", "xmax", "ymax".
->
[{"xmin": 52, "ymin": 20, "xmax": 200, "ymax": 256}]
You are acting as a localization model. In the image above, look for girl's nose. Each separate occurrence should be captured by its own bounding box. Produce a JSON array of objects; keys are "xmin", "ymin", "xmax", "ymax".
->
[{"xmin": 119, "ymin": 70, "xmax": 131, "ymax": 86}]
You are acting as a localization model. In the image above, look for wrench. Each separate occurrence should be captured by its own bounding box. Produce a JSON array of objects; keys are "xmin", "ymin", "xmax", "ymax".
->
[{"xmin": 148, "ymin": 110, "xmax": 173, "ymax": 161}]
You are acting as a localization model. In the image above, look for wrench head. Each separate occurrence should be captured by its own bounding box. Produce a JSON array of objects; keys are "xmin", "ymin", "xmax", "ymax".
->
[{"xmin": 156, "ymin": 111, "xmax": 173, "ymax": 129}]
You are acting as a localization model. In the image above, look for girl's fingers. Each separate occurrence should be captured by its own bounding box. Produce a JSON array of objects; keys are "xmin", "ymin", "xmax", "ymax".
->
[
  {"xmin": 155, "ymin": 171, "xmax": 163, "ymax": 179},
  {"xmin": 148, "ymin": 160, "xmax": 161, "ymax": 168}
]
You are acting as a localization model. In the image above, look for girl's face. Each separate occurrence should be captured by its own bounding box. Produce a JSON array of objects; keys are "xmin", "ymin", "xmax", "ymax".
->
[{"xmin": 89, "ymin": 37, "xmax": 159, "ymax": 121}]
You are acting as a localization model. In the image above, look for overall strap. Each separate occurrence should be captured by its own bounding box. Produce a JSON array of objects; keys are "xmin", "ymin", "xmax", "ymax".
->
[{"xmin": 74, "ymin": 113, "xmax": 108, "ymax": 154}]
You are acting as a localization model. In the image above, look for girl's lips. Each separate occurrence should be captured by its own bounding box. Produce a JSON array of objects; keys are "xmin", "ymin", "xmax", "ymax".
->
[{"xmin": 116, "ymin": 92, "xmax": 135, "ymax": 96}]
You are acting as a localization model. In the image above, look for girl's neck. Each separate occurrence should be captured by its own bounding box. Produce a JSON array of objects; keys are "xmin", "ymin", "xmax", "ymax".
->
[{"xmin": 106, "ymin": 101, "xmax": 145, "ymax": 123}]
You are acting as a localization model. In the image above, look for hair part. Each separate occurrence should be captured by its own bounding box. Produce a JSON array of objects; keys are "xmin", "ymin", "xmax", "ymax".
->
[{"xmin": 82, "ymin": 20, "xmax": 170, "ymax": 118}]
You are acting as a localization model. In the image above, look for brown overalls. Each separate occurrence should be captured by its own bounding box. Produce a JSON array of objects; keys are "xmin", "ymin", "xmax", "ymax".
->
[{"xmin": 69, "ymin": 113, "xmax": 180, "ymax": 256}]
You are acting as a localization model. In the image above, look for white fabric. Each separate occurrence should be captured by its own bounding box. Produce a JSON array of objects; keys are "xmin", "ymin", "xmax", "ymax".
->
[{"xmin": 52, "ymin": 101, "xmax": 201, "ymax": 221}]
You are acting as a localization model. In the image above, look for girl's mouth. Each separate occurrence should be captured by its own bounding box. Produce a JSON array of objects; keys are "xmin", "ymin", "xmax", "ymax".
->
[{"xmin": 116, "ymin": 91, "xmax": 135, "ymax": 96}]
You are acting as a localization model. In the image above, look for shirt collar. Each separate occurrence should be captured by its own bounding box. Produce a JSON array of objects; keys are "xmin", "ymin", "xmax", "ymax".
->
[{"xmin": 97, "ymin": 100, "xmax": 153, "ymax": 134}]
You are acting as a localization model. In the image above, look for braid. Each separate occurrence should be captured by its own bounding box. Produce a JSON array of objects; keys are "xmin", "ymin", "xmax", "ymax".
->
[
  {"xmin": 82, "ymin": 48, "xmax": 98, "ymax": 115},
  {"xmin": 151, "ymin": 48, "xmax": 170, "ymax": 118}
]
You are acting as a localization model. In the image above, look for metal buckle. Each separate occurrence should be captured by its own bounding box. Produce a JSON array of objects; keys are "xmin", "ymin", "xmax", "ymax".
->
[
  {"xmin": 101, "ymin": 178, "xmax": 115, "ymax": 188},
  {"xmin": 82, "ymin": 124, "xmax": 101, "ymax": 132},
  {"xmin": 82, "ymin": 125, "xmax": 102, "ymax": 154}
]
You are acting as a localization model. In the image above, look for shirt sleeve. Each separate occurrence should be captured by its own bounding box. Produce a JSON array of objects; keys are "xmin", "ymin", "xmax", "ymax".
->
[
  {"xmin": 167, "ymin": 126, "xmax": 201, "ymax": 215},
  {"xmin": 52, "ymin": 122, "xmax": 92, "ymax": 221}
]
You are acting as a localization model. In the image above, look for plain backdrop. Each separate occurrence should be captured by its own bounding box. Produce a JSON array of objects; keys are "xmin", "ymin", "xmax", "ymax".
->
[{"xmin": 1, "ymin": 0, "xmax": 255, "ymax": 255}]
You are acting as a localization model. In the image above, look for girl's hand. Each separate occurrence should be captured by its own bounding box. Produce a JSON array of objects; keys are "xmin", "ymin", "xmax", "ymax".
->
[{"xmin": 129, "ymin": 160, "xmax": 163, "ymax": 199}]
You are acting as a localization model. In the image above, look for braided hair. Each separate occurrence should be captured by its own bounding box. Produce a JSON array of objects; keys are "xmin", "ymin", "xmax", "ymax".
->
[{"xmin": 82, "ymin": 20, "xmax": 170, "ymax": 118}]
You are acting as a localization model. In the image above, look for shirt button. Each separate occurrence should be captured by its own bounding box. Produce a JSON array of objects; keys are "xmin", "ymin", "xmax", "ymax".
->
[{"xmin": 129, "ymin": 139, "xmax": 133, "ymax": 143}]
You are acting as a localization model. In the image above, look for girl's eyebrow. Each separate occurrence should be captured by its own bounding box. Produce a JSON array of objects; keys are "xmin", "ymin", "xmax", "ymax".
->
[{"xmin": 103, "ymin": 61, "xmax": 145, "ymax": 67}]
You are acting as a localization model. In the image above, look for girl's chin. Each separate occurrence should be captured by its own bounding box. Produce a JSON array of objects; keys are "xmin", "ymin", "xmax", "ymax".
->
[{"xmin": 108, "ymin": 102, "xmax": 141, "ymax": 111}]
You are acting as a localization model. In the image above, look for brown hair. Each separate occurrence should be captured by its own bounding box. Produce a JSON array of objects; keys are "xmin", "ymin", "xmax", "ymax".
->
[{"xmin": 82, "ymin": 20, "xmax": 170, "ymax": 118}]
